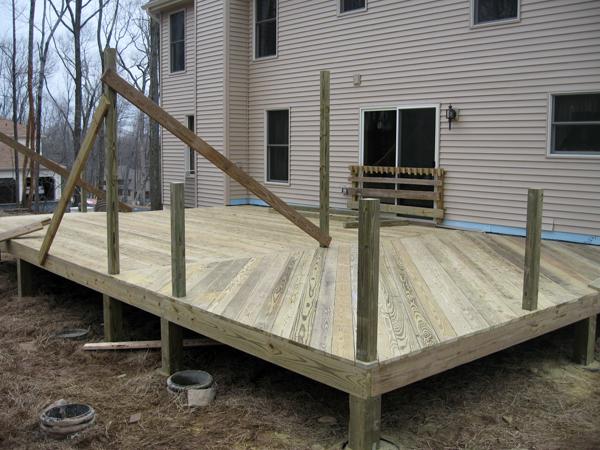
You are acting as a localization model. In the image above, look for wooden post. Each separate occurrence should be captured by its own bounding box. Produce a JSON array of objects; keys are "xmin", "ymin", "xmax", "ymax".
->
[
  {"xmin": 17, "ymin": 258, "xmax": 35, "ymax": 298},
  {"xmin": 348, "ymin": 198, "xmax": 381, "ymax": 450},
  {"xmin": 80, "ymin": 188, "xmax": 87, "ymax": 212},
  {"xmin": 103, "ymin": 48, "xmax": 123, "ymax": 342},
  {"xmin": 103, "ymin": 293, "xmax": 123, "ymax": 342},
  {"xmin": 319, "ymin": 70, "xmax": 330, "ymax": 244},
  {"xmin": 104, "ymin": 48, "xmax": 120, "ymax": 275},
  {"xmin": 522, "ymin": 189, "xmax": 543, "ymax": 311},
  {"xmin": 170, "ymin": 182, "xmax": 186, "ymax": 297},
  {"xmin": 573, "ymin": 316, "xmax": 597, "ymax": 365},
  {"xmin": 160, "ymin": 318, "xmax": 184, "ymax": 375}
]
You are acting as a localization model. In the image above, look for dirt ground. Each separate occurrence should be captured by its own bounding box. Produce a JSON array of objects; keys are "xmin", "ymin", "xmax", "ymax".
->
[{"xmin": 0, "ymin": 256, "xmax": 599, "ymax": 450}]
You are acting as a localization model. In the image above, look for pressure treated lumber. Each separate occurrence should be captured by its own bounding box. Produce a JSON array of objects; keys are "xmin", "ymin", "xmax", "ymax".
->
[
  {"xmin": 522, "ymin": 189, "xmax": 543, "ymax": 311},
  {"xmin": 170, "ymin": 183, "xmax": 186, "ymax": 297},
  {"xmin": 0, "ymin": 131, "xmax": 132, "ymax": 212},
  {"xmin": 348, "ymin": 395, "xmax": 382, "ymax": 450},
  {"xmin": 0, "ymin": 218, "xmax": 50, "ymax": 243},
  {"xmin": 347, "ymin": 200, "xmax": 444, "ymax": 220},
  {"xmin": 37, "ymin": 96, "xmax": 110, "ymax": 265},
  {"xmin": 104, "ymin": 49, "xmax": 120, "ymax": 275},
  {"xmin": 17, "ymin": 258, "xmax": 36, "ymax": 298},
  {"xmin": 357, "ymin": 198, "xmax": 380, "ymax": 363},
  {"xmin": 161, "ymin": 317, "xmax": 184, "ymax": 375},
  {"xmin": 101, "ymin": 68, "xmax": 331, "ymax": 248},
  {"xmin": 344, "ymin": 186, "xmax": 440, "ymax": 201},
  {"xmin": 573, "ymin": 316, "xmax": 597, "ymax": 365},
  {"xmin": 319, "ymin": 70, "xmax": 330, "ymax": 243},
  {"xmin": 103, "ymin": 294, "xmax": 123, "ymax": 342},
  {"xmin": 82, "ymin": 338, "xmax": 221, "ymax": 351}
]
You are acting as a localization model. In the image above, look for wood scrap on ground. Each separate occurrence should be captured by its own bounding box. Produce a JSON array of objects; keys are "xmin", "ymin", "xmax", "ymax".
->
[{"xmin": 82, "ymin": 338, "xmax": 221, "ymax": 351}]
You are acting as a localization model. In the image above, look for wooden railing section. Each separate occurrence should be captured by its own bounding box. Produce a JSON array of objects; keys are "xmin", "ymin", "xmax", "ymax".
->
[{"xmin": 343, "ymin": 165, "xmax": 446, "ymax": 221}]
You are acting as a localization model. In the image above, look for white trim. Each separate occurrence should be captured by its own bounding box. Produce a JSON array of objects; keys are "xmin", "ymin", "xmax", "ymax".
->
[
  {"xmin": 546, "ymin": 90, "xmax": 600, "ymax": 159},
  {"xmin": 358, "ymin": 104, "xmax": 441, "ymax": 168},
  {"xmin": 338, "ymin": 0, "xmax": 368, "ymax": 16},
  {"xmin": 252, "ymin": 0, "xmax": 278, "ymax": 62},
  {"xmin": 223, "ymin": 0, "xmax": 231, "ymax": 204},
  {"xmin": 264, "ymin": 108, "xmax": 291, "ymax": 186},
  {"xmin": 470, "ymin": 0, "xmax": 521, "ymax": 29},
  {"xmin": 167, "ymin": 8, "xmax": 187, "ymax": 75}
]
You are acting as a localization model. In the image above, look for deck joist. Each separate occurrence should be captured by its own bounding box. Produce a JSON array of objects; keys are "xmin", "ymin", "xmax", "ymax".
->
[{"xmin": 1, "ymin": 206, "xmax": 599, "ymax": 398}]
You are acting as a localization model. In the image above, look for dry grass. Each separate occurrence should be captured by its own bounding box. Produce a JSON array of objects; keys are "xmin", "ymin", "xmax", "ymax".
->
[{"xmin": 0, "ymin": 257, "xmax": 598, "ymax": 450}]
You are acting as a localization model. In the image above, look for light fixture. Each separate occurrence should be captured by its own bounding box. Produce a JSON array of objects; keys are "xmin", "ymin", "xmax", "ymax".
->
[{"xmin": 446, "ymin": 105, "xmax": 457, "ymax": 130}]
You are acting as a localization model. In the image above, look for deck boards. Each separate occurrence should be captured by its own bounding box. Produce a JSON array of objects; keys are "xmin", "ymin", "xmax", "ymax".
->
[{"xmin": 1, "ymin": 206, "xmax": 599, "ymax": 394}]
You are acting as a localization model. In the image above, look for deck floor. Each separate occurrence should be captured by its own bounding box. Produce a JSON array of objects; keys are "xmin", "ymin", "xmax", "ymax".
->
[{"xmin": 1, "ymin": 206, "xmax": 599, "ymax": 395}]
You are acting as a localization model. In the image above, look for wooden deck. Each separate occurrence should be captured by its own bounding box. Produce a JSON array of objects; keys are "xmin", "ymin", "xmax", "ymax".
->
[{"xmin": 1, "ymin": 206, "xmax": 599, "ymax": 398}]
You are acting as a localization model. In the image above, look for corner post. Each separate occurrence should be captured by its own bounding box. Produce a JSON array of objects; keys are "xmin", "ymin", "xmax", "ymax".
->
[
  {"xmin": 319, "ymin": 70, "xmax": 330, "ymax": 243},
  {"xmin": 573, "ymin": 316, "xmax": 597, "ymax": 365},
  {"xmin": 161, "ymin": 182, "xmax": 185, "ymax": 375},
  {"xmin": 103, "ymin": 48, "xmax": 123, "ymax": 341},
  {"xmin": 522, "ymin": 188, "xmax": 543, "ymax": 311},
  {"xmin": 17, "ymin": 258, "xmax": 35, "ymax": 298},
  {"xmin": 348, "ymin": 198, "xmax": 381, "ymax": 450}
]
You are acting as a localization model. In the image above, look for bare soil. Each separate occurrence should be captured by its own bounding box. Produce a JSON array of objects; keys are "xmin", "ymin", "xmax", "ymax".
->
[{"xmin": 0, "ymin": 257, "xmax": 599, "ymax": 450}]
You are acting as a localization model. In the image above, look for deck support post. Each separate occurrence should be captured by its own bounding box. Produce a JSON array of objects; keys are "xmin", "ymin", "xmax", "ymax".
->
[
  {"xmin": 160, "ymin": 182, "xmax": 186, "ymax": 375},
  {"xmin": 348, "ymin": 198, "xmax": 381, "ymax": 450},
  {"xmin": 103, "ymin": 294, "xmax": 123, "ymax": 342},
  {"xmin": 522, "ymin": 188, "xmax": 543, "ymax": 311},
  {"xmin": 319, "ymin": 70, "xmax": 330, "ymax": 244},
  {"xmin": 160, "ymin": 318, "xmax": 184, "ymax": 375},
  {"xmin": 573, "ymin": 316, "xmax": 597, "ymax": 365},
  {"xmin": 17, "ymin": 258, "xmax": 35, "ymax": 298}
]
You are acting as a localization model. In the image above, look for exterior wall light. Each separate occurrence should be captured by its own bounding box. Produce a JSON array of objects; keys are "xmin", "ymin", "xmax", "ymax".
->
[{"xmin": 446, "ymin": 105, "xmax": 458, "ymax": 130}]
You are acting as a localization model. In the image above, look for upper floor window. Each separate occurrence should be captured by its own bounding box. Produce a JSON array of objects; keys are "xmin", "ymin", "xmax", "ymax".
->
[
  {"xmin": 340, "ymin": 0, "xmax": 366, "ymax": 14},
  {"xmin": 550, "ymin": 93, "xmax": 600, "ymax": 155},
  {"xmin": 473, "ymin": 0, "xmax": 519, "ymax": 25},
  {"xmin": 255, "ymin": 0, "xmax": 277, "ymax": 59},
  {"xmin": 169, "ymin": 11, "xmax": 185, "ymax": 72},
  {"xmin": 266, "ymin": 109, "xmax": 289, "ymax": 183}
]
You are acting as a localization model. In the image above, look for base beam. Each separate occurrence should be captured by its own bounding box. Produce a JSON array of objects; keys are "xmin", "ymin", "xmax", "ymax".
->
[
  {"xmin": 160, "ymin": 318, "xmax": 184, "ymax": 375},
  {"xmin": 17, "ymin": 258, "xmax": 36, "ymax": 298},
  {"xmin": 348, "ymin": 394, "xmax": 382, "ymax": 450},
  {"xmin": 103, "ymin": 294, "xmax": 124, "ymax": 342},
  {"xmin": 573, "ymin": 315, "xmax": 597, "ymax": 365}
]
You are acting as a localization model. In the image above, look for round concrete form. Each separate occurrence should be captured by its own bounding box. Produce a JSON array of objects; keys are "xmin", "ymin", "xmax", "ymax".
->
[
  {"xmin": 167, "ymin": 370, "xmax": 216, "ymax": 407},
  {"xmin": 40, "ymin": 403, "xmax": 95, "ymax": 439}
]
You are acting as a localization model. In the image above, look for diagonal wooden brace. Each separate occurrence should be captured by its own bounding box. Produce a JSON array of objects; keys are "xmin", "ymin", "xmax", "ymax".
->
[
  {"xmin": 0, "ymin": 131, "xmax": 132, "ymax": 213},
  {"xmin": 38, "ymin": 96, "xmax": 112, "ymax": 265},
  {"xmin": 101, "ymin": 68, "xmax": 332, "ymax": 248}
]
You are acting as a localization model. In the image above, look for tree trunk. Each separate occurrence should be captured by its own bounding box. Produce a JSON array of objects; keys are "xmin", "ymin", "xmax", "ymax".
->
[
  {"xmin": 26, "ymin": 0, "xmax": 37, "ymax": 211},
  {"xmin": 11, "ymin": 0, "xmax": 20, "ymax": 206},
  {"xmin": 148, "ymin": 17, "xmax": 161, "ymax": 210},
  {"xmin": 72, "ymin": 0, "xmax": 83, "ymax": 208}
]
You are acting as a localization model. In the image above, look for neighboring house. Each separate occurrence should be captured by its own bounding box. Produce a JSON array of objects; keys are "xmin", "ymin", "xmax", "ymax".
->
[
  {"xmin": 144, "ymin": 0, "xmax": 600, "ymax": 243},
  {"xmin": 0, "ymin": 119, "xmax": 62, "ymax": 206}
]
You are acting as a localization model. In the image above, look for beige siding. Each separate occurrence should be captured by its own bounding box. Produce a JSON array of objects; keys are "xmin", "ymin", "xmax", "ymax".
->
[
  {"xmin": 245, "ymin": 0, "xmax": 600, "ymax": 236},
  {"xmin": 227, "ymin": 0, "xmax": 250, "ymax": 201},
  {"xmin": 160, "ymin": 3, "xmax": 196, "ymax": 206},
  {"xmin": 195, "ymin": 0, "xmax": 226, "ymax": 206}
]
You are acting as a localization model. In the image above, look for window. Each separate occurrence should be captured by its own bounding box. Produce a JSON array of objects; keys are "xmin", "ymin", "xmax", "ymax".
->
[
  {"xmin": 550, "ymin": 93, "xmax": 600, "ymax": 155},
  {"xmin": 255, "ymin": 0, "xmax": 276, "ymax": 58},
  {"xmin": 473, "ymin": 0, "xmax": 519, "ymax": 25},
  {"xmin": 266, "ymin": 110, "xmax": 289, "ymax": 183},
  {"xmin": 186, "ymin": 115, "xmax": 196, "ymax": 174},
  {"xmin": 340, "ymin": 0, "xmax": 366, "ymax": 14},
  {"xmin": 170, "ymin": 11, "xmax": 185, "ymax": 72}
]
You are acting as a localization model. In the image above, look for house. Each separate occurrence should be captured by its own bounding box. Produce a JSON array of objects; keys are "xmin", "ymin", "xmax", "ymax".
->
[
  {"xmin": 0, "ymin": 119, "xmax": 62, "ymax": 206},
  {"xmin": 144, "ymin": 0, "xmax": 600, "ymax": 244}
]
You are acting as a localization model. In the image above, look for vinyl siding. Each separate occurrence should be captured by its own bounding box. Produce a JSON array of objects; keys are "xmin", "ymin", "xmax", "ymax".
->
[
  {"xmin": 245, "ymin": 0, "xmax": 600, "ymax": 236},
  {"xmin": 160, "ymin": 3, "xmax": 196, "ymax": 206},
  {"xmin": 228, "ymin": 0, "xmax": 250, "ymax": 201},
  {"xmin": 195, "ymin": 0, "xmax": 226, "ymax": 206}
]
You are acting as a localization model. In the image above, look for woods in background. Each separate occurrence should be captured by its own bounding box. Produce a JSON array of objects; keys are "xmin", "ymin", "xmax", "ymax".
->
[{"xmin": 0, "ymin": 0, "xmax": 161, "ymax": 210}]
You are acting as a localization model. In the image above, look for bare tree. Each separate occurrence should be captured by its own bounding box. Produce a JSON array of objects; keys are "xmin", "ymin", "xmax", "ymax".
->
[
  {"xmin": 11, "ymin": 0, "xmax": 20, "ymax": 206},
  {"xmin": 149, "ymin": 16, "xmax": 160, "ymax": 210}
]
